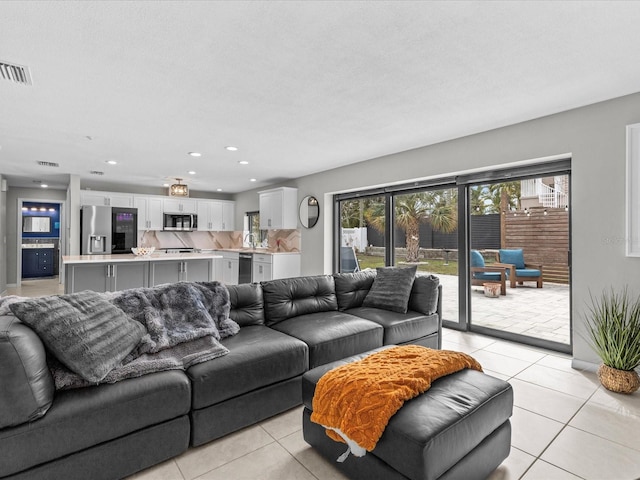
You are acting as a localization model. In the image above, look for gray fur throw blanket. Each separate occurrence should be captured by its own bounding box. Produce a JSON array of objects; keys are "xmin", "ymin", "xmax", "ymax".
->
[{"xmin": 11, "ymin": 282, "xmax": 239, "ymax": 390}]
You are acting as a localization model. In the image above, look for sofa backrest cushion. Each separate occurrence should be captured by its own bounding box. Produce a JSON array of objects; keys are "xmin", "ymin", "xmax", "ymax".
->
[
  {"xmin": 262, "ymin": 275, "xmax": 338, "ymax": 326},
  {"xmin": 0, "ymin": 314, "xmax": 54, "ymax": 429},
  {"xmin": 409, "ymin": 274, "xmax": 440, "ymax": 315},
  {"xmin": 226, "ymin": 283, "xmax": 265, "ymax": 327},
  {"xmin": 333, "ymin": 270, "xmax": 376, "ymax": 311}
]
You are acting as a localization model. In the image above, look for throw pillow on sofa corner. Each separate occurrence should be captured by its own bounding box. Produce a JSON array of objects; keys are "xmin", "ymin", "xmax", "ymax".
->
[
  {"xmin": 362, "ymin": 266, "xmax": 418, "ymax": 314},
  {"xmin": 10, "ymin": 290, "xmax": 146, "ymax": 383},
  {"xmin": 409, "ymin": 274, "xmax": 440, "ymax": 315}
]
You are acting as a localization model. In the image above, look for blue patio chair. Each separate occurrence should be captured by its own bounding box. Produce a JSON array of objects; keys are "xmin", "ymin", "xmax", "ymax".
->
[
  {"xmin": 470, "ymin": 250, "xmax": 507, "ymax": 295},
  {"xmin": 340, "ymin": 246, "xmax": 361, "ymax": 273},
  {"xmin": 497, "ymin": 249, "xmax": 543, "ymax": 288}
]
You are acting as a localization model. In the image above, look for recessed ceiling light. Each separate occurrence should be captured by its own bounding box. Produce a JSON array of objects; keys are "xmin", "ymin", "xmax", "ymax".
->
[
  {"xmin": 30, "ymin": 207, "xmax": 38, "ymax": 211},
  {"xmin": 39, "ymin": 207, "xmax": 46, "ymax": 211},
  {"xmin": 188, "ymin": 152, "xmax": 202, "ymax": 157},
  {"xmin": 163, "ymin": 183, "xmax": 170, "ymax": 187},
  {"xmin": 225, "ymin": 146, "xmax": 238, "ymax": 152},
  {"xmin": 238, "ymin": 160, "xmax": 249, "ymax": 165},
  {"xmin": 250, "ymin": 178, "xmax": 257, "ymax": 182},
  {"xmin": 188, "ymin": 171, "xmax": 196, "ymax": 175},
  {"xmin": 40, "ymin": 184, "xmax": 48, "ymax": 188},
  {"xmin": 22, "ymin": 206, "xmax": 28, "ymax": 211},
  {"xmin": 48, "ymin": 208, "xmax": 55, "ymax": 212},
  {"xmin": 216, "ymin": 188, "xmax": 222, "ymax": 192},
  {"xmin": 106, "ymin": 160, "xmax": 117, "ymax": 165}
]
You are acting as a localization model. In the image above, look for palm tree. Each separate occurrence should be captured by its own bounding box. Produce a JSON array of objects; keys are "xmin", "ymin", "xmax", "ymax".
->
[
  {"xmin": 364, "ymin": 191, "xmax": 458, "ymax": 263},
  {"xmin": 485, "ymin": 182, "xmax": 520, "ymax": 213}
]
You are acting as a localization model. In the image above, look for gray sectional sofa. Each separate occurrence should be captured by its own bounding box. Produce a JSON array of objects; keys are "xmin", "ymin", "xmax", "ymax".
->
[{"xmin": 0, "ymin": 270, "xmax": 441, "ymax": 480}]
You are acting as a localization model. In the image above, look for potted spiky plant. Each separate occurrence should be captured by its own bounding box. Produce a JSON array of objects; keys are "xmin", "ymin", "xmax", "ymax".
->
[{"xmin": 585, "ymin": 288, "xmax": 640, "ymax": 394}]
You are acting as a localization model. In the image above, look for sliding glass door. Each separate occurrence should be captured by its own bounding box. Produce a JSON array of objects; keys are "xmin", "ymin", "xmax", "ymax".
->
[
  {"xmin": 391, "ymin": 189, "xmax": 460, "ymax": 325},
  {"xmin": 334, "ymin": 160, "xmax": 571, "ymax": 353},
  {"xmin": 468, "ymin": 175, "xmax": 571, "ymax": 351},
  {"xmin": 337, "ymin": 195, "xmax": 387, "ymax": 273}
]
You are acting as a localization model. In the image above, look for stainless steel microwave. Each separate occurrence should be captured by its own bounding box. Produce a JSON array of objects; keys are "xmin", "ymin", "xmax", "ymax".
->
[{"xmin": 163, "ymin": 213, "xmax": 197, "ymax": 231}]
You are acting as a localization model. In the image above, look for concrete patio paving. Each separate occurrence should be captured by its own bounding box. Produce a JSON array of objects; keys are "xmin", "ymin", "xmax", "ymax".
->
[{"xmin": 436, "ymin": 274, "xmax": 571, "ymax": 346}]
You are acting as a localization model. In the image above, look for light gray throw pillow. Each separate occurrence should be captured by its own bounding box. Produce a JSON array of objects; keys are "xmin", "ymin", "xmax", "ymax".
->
[
  {"xmin": 10, "ymin": 291, "xmax": 146, "ymax": 383},
  {"xmin": 362, "ymin": 266, "xmax": 417, "ymax": 313}
]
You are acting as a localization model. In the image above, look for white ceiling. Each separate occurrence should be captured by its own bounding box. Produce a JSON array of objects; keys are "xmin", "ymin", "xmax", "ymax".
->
[{"xmin": 2, "ymin": 1, "xmax": 640, "ymax": 194}]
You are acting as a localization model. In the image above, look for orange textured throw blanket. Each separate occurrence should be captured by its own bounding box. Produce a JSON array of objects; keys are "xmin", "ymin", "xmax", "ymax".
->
[{"xmin": 310, "ymin": 345, "xmax": 482, "ymax": 458}]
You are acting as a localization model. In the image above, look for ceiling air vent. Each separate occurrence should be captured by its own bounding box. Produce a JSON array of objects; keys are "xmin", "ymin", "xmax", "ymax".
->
[
  {"xmin": 38, "ymin": 162, "xmax": 60, "ymax": 167},
  {"xmin": 89, "ymin": 171, "xmax": 104, "ymax": 176},
  {"xmin": 37, "ymin": 161, "xmax": 59, "ymax": 168},
  {"xmin": 0, "ymin": 61, "xmax": 33, "ymax": 86}
]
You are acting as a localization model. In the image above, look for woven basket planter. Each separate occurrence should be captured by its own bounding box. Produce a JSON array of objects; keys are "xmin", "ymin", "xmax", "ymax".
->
[{"xmin": 597, "ymin": 364, "xmax": 640, "ymax": 394}]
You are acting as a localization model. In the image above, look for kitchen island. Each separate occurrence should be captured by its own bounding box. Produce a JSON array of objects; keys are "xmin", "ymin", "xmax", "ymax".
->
[{"xmin": 62, "ymin": 252, "xmax": 223, "ymax": 294}]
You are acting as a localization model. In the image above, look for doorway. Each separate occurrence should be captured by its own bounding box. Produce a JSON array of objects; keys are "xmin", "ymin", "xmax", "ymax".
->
[{"xmin": 17, "ymin": 199, "xmax": 65, "ymax": 289}]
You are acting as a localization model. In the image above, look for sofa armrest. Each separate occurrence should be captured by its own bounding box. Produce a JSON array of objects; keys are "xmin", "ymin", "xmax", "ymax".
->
[{"xmin": 0, "ymin": 315, "xmax": 54, "ymax": 429}]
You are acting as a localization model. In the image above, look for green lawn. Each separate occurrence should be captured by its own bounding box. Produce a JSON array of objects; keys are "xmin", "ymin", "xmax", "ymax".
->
[{"xmin": 356, "ymin": 254, "xmax": 459, "ymax": 276}]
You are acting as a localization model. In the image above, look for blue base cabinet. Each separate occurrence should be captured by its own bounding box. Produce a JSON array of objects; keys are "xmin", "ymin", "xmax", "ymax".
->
[{"xmin": 22, "ymin": 248, "xmax": 54, "ymax": 278}]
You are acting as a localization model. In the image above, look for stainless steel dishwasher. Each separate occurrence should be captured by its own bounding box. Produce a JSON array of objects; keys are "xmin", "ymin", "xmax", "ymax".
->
[{"xmin": 238, "ymin": 252, "xmax": 253, "ymax": 283}]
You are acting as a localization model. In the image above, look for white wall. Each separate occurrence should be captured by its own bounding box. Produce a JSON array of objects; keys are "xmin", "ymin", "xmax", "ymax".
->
[
  {"xmin": 233, "ymin": 91, "xmax": 640, "ymax": 366},
  {"xmin": 0, "ymin": 175, "xmax": 6, "ymax": 295}
]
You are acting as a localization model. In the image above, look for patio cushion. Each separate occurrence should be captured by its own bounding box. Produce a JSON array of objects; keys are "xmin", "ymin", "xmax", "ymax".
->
[
  {"xmin": 470, "ymin": 250, "xmax": 485, "ymax": 267},
  {"xmin": 499, "ymin": 249, "xmax": 525, "ymax": 269},
  {"xmin": 473, "ymin": 272, "xmax": 502, "ymax": 281},
  {"xmin": 514, "ymin": 268, "xmax": 541, "ymax": 277}
]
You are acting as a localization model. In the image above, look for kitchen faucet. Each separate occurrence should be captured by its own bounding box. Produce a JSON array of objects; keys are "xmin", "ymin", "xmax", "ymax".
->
[{"xmin": 244, "ymin": 232, "xmax": 256, "ymax": 249}]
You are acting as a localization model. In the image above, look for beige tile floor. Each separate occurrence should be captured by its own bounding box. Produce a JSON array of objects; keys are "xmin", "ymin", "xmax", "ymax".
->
[
  {"xmin": 438, "ymin": 274, "xmax": 571, "ymax": 345},
  {"xmin": 124, "ymin": 329, "xmax": 640, "ymax": 480},
  {"xmin": 5, "ymin": 278, "xmax": 639, "ymax": 480}
]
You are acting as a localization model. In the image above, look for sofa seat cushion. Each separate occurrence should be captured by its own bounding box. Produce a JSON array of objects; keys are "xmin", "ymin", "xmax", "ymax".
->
[
  {"xmin": 347, "ymin": 307, "xmax": 440, "ymax": 345},
  {"xmin": 270, "ymin": 311, "xmax": 383, "ymax": 369},
  {"xmin": 0, "ymin": 370, "xmax": 190, "ymax": 477},
  {"xmin": 188, "ymin": 325, "xmax": 309, "ymax": 409}
]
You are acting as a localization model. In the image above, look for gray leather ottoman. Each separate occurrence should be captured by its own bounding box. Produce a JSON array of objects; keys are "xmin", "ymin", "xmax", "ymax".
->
[{"xmin": 302, "ymin": 347, "xmax": 513, "ymax": 480}]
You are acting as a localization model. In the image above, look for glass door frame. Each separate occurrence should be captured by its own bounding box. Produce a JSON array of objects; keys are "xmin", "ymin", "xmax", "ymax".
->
[
  {"xmin": 456, "ymin": 159, "xmax": 572, "ymax": 354},
  {"xmin": 333, "ymin": 159, "xmax": 571, "ymax": 354}
]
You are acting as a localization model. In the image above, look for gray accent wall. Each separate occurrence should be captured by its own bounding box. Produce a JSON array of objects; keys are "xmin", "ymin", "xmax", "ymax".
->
[{"xmin": 233, "ymin": 91, "xmax": 640, "ymax": 366}]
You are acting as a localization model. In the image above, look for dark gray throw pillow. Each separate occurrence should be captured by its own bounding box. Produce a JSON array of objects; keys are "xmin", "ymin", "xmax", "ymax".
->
[
  {"xmin": 409, "ymin": 274, "xmax": 440, "ymax": 315},
  {"xmin": 362, "ymin": 266, "xmax": 417, "ymax": 313},
  {"xmin": 10, "ymin": 291, "xmax": 146, "ymax": 383}
]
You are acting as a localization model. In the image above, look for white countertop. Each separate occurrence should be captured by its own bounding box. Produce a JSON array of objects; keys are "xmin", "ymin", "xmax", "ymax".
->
[
  {"xmin": 215, "ymin": 248, "xmax": 300, "ymax": 255},
  {"xmin": 63, "ymin": 252, "xmax": 223, "ymax": 265},
  {"xmin": 22, "ymin": 243, "xmax": 55, "ymax": 249}
]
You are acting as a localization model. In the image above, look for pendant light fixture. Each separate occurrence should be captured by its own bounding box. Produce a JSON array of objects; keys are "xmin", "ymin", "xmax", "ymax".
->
[{"xmin": 169, "ymin": 178, "xmax": 189, "ymax": 197}]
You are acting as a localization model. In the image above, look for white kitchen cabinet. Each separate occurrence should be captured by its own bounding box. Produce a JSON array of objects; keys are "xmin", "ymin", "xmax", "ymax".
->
[
  {"xmin": 197, "ymin": 200, "xmax": 236, "ymax": 231},
  {"xmin": 134, "ymin": 195, "xmax": 164, "ymax": 230},
  {"xmin": 252, "ymin": 253, "xmax": 300, "ymax": 282},
  {"xmin": 220, "ymin": 251, "xmax": 239, "ymax": 285},
  {"xmin": 163, "ymin": 198, "xmax": 197, "ymax": 214},
  {"xmin": 252, "ymin": 253, "xmax": 272, "ymax": 283},
  {"xmin": 80, "ymin": 190, "xmax": 134, "ymax": 207},
  {"xmin": 259, "ymin": 187, "xmax": 298, "ymax": 230}
]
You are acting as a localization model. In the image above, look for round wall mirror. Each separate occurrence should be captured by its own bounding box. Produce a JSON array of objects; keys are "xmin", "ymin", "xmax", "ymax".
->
[{"xmin": 299, "ymin": 195, "xmax": 319, "ymax": 229}]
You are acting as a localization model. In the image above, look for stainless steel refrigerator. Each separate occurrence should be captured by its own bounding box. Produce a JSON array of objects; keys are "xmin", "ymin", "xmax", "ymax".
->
[{"xmin": 81, "ymin": 205, "xmax": 138, "ymax": 255}]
